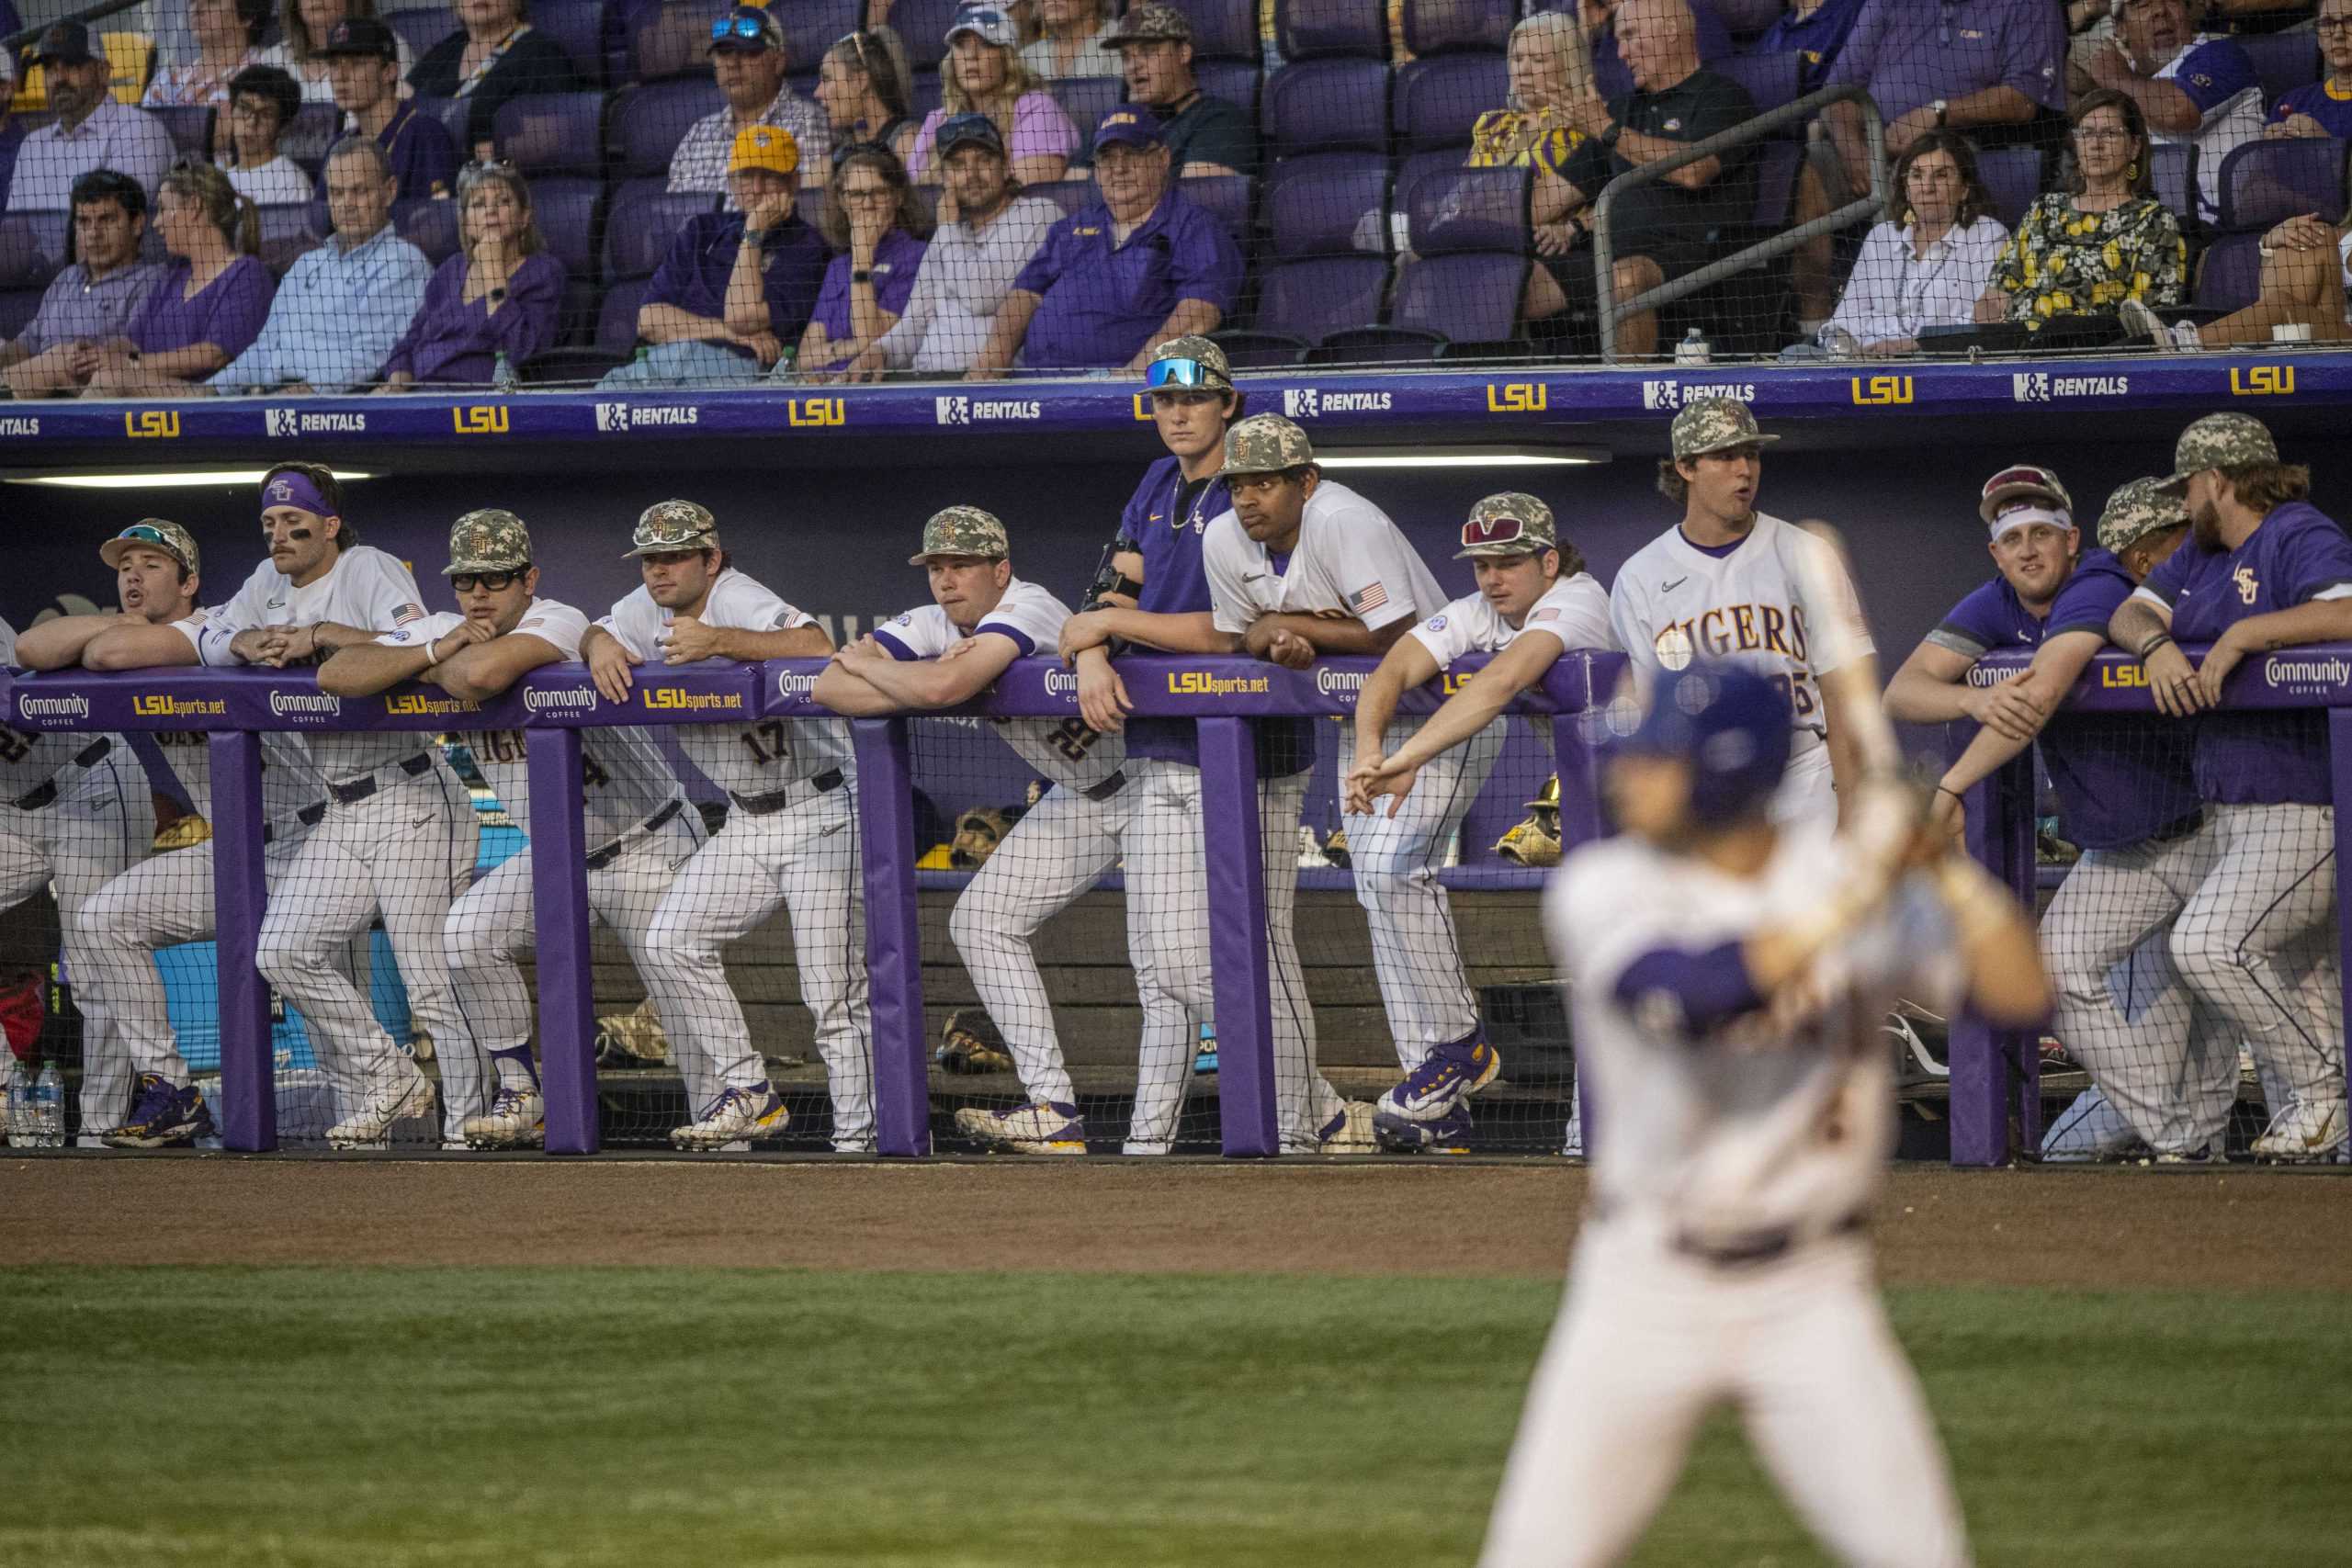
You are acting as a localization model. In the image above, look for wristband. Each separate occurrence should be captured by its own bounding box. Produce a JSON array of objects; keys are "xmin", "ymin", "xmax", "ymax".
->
[
  {"xmin": 1937, "ymin": 784, "xmax": 1964, "ymax": 802},
  {"xmin": 741, "ymin": 229, "xmax": 767, "ymax": 245},
  {"xmin": 851, "ymin": 268, "xmax": 874, "ymax": 284},
  {"xmin": 2138, "ymin": 631, "xmax": 2175, "ymax": 660}
]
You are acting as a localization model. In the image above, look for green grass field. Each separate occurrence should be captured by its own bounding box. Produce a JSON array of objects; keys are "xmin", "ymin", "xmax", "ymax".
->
[{"xmin": 3, "ymin": 1267, "xmax": 2344, "ymax": 1567}]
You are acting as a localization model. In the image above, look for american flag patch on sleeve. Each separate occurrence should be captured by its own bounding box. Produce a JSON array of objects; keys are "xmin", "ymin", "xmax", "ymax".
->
[
  {"xmin": 393, "ymin": 604, "xmax": 424, "ymax": 626},
  {"xmin": 1532, "ymin": 607, "xmax": 1561, "ymax": 623},
  {"xmin": 1349, "ymin": 581, "xmax": 1388, "ymax": 615}
]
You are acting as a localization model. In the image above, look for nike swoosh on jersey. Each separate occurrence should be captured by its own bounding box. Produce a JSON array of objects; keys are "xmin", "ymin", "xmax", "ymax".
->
[
  {"xmin": 1661, "ymin": 576, "xmax": 1689, "ymax": 593},
  {"xmin": 1242, "ymin": 573, "xmax": 1268, "ymax": 582}
]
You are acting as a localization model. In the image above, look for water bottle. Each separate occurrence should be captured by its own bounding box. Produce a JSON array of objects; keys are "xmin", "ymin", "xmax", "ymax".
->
[
  {"xmin": 4, "ymin": 1066, "xmax": 29, "ymax": 1145},
  {"xmin": 492, "ymin": 352, "xmax": 517, "ymax": 394},
  {"xmin": 1674, "ymin": 327, "xmax": 1711, "ymax": 367},
  {"xmin": 33, "ymin": 1062, "xmax": 62, "ymax": 1147}
]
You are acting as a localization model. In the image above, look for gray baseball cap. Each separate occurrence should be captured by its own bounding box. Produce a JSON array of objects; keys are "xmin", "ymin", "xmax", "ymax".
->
[
  {"xmin": 1670, "ymin": 398, "xmax": 1778, "ymax": 460},
  {"xmin": 2097, "ymin": 477, "xmax": 2189, "ymax": 558},
  {"xmin": 625, "ymin": 500, "xmax": 719, "ymax": 558},
  {"xmin": 2158, "ymin": 412, "xmax": 2278, "ymax": 494},
  {"xmin": 910, "ymin": 505, "xmax": 1010, "ymax": 564},
  {"xmin": 1223, "ymin": 412, "xmax": 1314, "ymax": 475},
  {"xmin": 446, "ymin": 509, "xmax": 533, "ymax": 575},
  {"xmin": 1455, "ymin": 493, "xmax": 1558, "ymax": 559}
]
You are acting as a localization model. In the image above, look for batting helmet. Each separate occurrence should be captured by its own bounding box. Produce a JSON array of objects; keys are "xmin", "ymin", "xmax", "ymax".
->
[{"xmin": 1615, "ymin": 665, "xmax": 1792, "ymax": 827}]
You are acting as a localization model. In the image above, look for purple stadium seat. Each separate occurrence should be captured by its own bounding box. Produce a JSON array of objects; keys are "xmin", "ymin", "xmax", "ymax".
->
[
  {"xmin": 613, "ymin": 78, "xmax": 726, "ymax": 176},
  {"xmin": 1166, "ymin": 0, "xmax": 1258, "ymax": 61},
  {"xmin": 1306, "ymin": 323, "xmax": 1444, "ymax": 362},
  {"xmin": 1268, "ymin": 152, "xmax": 1388, "ymax": 256},
  {"xmin": 533, "ymin": 177, "xmax": 604, "ymax": 276},
  {"xmin": 0, "ymin": 287, "xmax": 43, "ymax": 342},
  {"xmin": 494, "ymin": 91, "xmax": 609, "ymax": 178},
  {"xmin": 254, "ymin": 202, "xmax": 329, "ymax": 276},
  {"xmin": 1395, "ymin": 53, "xmax": 1505, "ymax": 152},
  {"xmin": 2241, "ymin": 31, "xmax": 2322, "ymax": 107},
  {"xmin": 413, "ymin": 96, "xmax": 476, "ymax": 157},
  {"xmin": 2148, "ymin": 141, "xmax": 2195, "ymax": 230},
  {"xmin": 1974, "ymin": 147, "xmax": 2043, "ymax": 234},
  {"xmin": 1209, "ymin": 327, "xmax": 1310, "ymax": 365},
  {"xmin": 1194, "ymin": 61, "xmax": 1262, "ymax": 118},
  {"xmin": 1253, "ymin": 254, "xmax": 1390, "ymax": 342},
  {"xmin": 634, "ymin": 0, "xmax": 729, "ymax": 82},
  {"xmin": 1179, "ymin": 173, "xmax": 1254, "ymax": 247},
  {"xmin": 888, "ymin": 0, "xmax": 967, "ymax": 72},
  {"xmin": 147, "ymin": 104, "xmax": 214, "ymax": 160},
  {"xmin": 763, "ymin": 0, "xmax": 860, "ymax": 73},
  {"xmin": 386, "ymin": 9, "xmax": 449, "ymax": 70},
  {"xmin": 1396, "ymin": 152, "xmax": 1527, "ymax": 254},
  {"xmin": 1750, "ymin": 140, "xmax": 1800, "ymax": 228},
  {"xmin": 910, "ymin": 68, "xmax": 945, "ymax": 121},
  {"xmin": 1400, "ymin": 0, "xmax": 1510, "ymax": 56},
  {"xmin": 0, "ymin": 212, "xmax": 68, "ymax": 289},
  {"xmin": 1047, "ymin": 75, "xmax": 1127, "ymax": 143},
  {"xmin": 798, "ymin": 186, "xmax": 831, "ymax": 243},
  {"xmin": 1276, "ymin": 0, "xmax": 1387, "ymax": 60},
  {"xmin": 596, "ymin": 276, "xmax": 650, "ymax": 352},
  {"xmin": 282, "ymin": 103, "xmax": 344, "ymax": 173},
  {"xmin": 1390, "ymin": 250, "xmax": 1524, "ymax": 342},
  {"xmin": 533, "ymin": 0, "xmax": 607, "ymax": 86},
  {"xmin": 605, "ymin": 188, "xmax": 719, "ymax": 278},
  {"xmin": 1263, "ymin": 59, "xmax": 1391, "ymax": 155},
  {"xmin": 1713, "ymin": 0, "xmax": 1781, "ymax": 38},
  {"xmin": 393, "ymin": 197, "xmax": 461, "ymax": 265},
  {"xmin": 1022, "ymin": 177, "xmax": 1099, "ymax": 221},
  {"xmin": 1712, "ymin": 49, "xmax": 1799, "ymax": 124},
  {"xmin": 2216, "ymin": 137, "xmax": 2347, "ymax": 235},
  {"xmin": 2194, "ymin": 231, "xmax": 2262, "ymax": 313}
]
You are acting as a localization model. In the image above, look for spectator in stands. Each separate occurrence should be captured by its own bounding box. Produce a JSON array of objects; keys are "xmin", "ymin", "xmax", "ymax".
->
[
  {"xmin": 1466, "ymin": 12, "xmax": 1599, "ymax": 170},
  {"xmin": 1820, "ymin": 0, "xmax": 2068, "ymax": 205},
  {"xmin": 375, "ymin": 161, "xmax": 560, "ymax": 387},
  {"xmin": 321, "ymin": 17, "xmax": 458, "ymax": 201},
  {"xmin": 599, "ymin": 125, "xmax": 826, "ymax": 388},
  {"xmin": 970, "ymin": 105, "xmax": 1239, "ymax": 374},
  {"xmin": 815, "ymin": 28, "xmax": 922, "ymax": 171},
  {"xmin": 1025, "ymin": 0, "xmax": 1121, "ymax": 78},
  {"xmin": 80, "ymin": 161, "xmax": 275, "ymax": 396},
  {"xmin": 2266, "ymin": 0, "xmax": 2352, "ymax": 141},
  {"xmin": 1976, "ymin": 88, "xmax": 2186, "ymax": 331},
  {"xmin": 7, "ymin": 23, "xmax": 177, "ymax": 211},
  {"xmin": 209, "ymin": 139, "xmax": 434, "ymax": 393},
  {"xmin": 1102, "ymin": 5, "xmax": 1258, "ymax": 178},
  {"xmin": 409, "ymin": 0, "xmax": 582, "ymax": 162},
  {"xmin": 908, "ymin": 5, "xmax": 1078, "ymax": 191},
  {"xmin": 1520, "ymin": 0, "xmax": 1758, "ymax": 359},
  {"xmin": 2125, "ymin": 208, "xmax": 2347, "ymax": 348},
  {"xmin": 2071, "ymin": 0, "xmax": 2261, "ymax": 222},
  {"xmin": 1753, "ymin": 0, "xmax": 1867, "ymax": 94},
  {"xmin": 0, "ymin": 171, "xmax": 164, "ymax": 398},
  {"xmin": 668, "ymin": 6, "xmax": 830, "ymax": 205},
  {"xmin": 221, "ymin": 64, "xmax": 315, "ymax": 206},
  {"xmin": 143, "ymin": 0, "xmax": 270, "ymax": 108},
  {"xmin": 853, "ymin": 114, "xmax": 1060, "ymax": 377},
  {"xmin": 1821, "ymin": 130, "xmax": 2009, "ymax": 354},
  {"xmin": 795, "ymin": 145, "xmax": 929, "ymax": 379},
  {"xmin": 259, "ymin": 0, "xmax": 416, "ymax": 103},
  {"xmin": 1584, "ymin": 0, "xmax": 1733, "ymax": 100}
]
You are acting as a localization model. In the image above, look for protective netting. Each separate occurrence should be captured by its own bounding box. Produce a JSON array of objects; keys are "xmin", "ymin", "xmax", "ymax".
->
[{"xmin": 6, "ymin": 0, "xmax": 2329, "ymax": 384}]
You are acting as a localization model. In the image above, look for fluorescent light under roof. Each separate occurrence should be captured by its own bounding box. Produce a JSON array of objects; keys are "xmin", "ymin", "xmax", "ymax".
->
[
  {"xmin": 8, "ymin": 469, "xmax": 379, "ymax": 490},
  {"xmin": 1315, "ymin": 449, "xmax": 1608, "ymax": 469}
]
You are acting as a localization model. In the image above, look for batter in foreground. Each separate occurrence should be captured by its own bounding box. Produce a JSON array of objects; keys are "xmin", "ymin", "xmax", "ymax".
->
[{"xmin": 1477, "ymin": 666, "xmax": 2051, "ymax": 1568}]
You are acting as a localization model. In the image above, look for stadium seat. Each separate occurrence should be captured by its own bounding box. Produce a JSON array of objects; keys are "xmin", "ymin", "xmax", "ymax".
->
[
  {"xmin": 2149, "ymin": 141, "xmax": 2197, "ymax": 230},
  {"xmin": 1306, "ymin": 323, "xmax": 1444, "ymax": 363},
  {"xmin": 2241, "ymin": 30, "xmax": 2322, "ymax": 107},
  {"xmin": 413, "ymin": 96, "xmax": 476, "ymax": 157},
  {"xmin": 596, "ymin": 276, "xmax": 650, "ymax": 351},
  {"xmin": 254, "ymin": 202, "xmax": 329, "ymax": 276},
  {"xmin": 534, "ymin": 0, "xmax": 608, "ymax": 86},
  {"xmin": 798, "ymin": 186, "xmax": 831, "ymax": 244},
  {"xmin": 534, "ymin": 177, "xmax": 604, "ymax": 278},
  {"xmin": 768, "ymin": 0, "xmax": 862, "ymax": 73},
  {"xmin": 283, "ymin": 103, "xmax": 344, "ymax": 174},
  {"xmin": 1400, "ymin": 0, "xmax": 1511, "ymax": 57},
  {"xmin": 1394, "ymin": 53, "xmax": 1506, "ymax": 152},
  {"xmin": 1208, "ymin": 327, "xmax": 1310, "ymax": 365},
  {"xmin": 1251, "ymin": 254, "xmax": 1390, "ymax": 343},
  {"xmin": 888, "ymin": 0, "xmax": 967, "ymax": 72},
  {"xmin": 1263, "ymin": 59, "xmax": 1391, "ymax": 155},
  {"xmin": 1047, "ymin": 75, "xmax": 1127, "ymax": 143},
  {"xmin": 2215, "ymin": 137, "xmax": 2347, "ymax": 236},
  {"xmin": 1390, "ymin": 250, "xmax": 1525, "ymax": 343},
  {"xmin": 1275, "ymin": 0, "xmax": 1388, "ymax": 61},
  {"xmin": 1750, "ymin": 140, "xmax": 1801, "ymax": 228},
  {"xmin": 385, "ymin": 8, "xmax": 449, "ymax": 69},
  {"xmin": 0, "ymin": 211, "xmax": 68, "ymax": 290},
  {"xmin": 1713, "ymin": 49, "xmax": 1800, "ymax": 123},
  {"xmin": 612, "ymin": 79, "xmax": 725, "ymax": 176},
  {"xmin": 1022, "ymin": 176, "xmax": 1098, "ymax": 221},
  {"xmin": 634, "ymin": 0, "xmax": 729, "ymax": 82},
  {"xmin": 1180, "ymin": 173, "xmax": 1255, "ymax": 248},
  {"xmin": 1267, "ymin": 152, "xmax": 1389, "ymax": 256},
  {"xmin": 1169, "ymin": 0, "xmax": 1259, "ymax": 61},
  {"xmin": 1713, "ymin": 0, "xmax": 1781, "ymax": 35},
  {"xmin": 0, "ymin": 287, "xmax": 43, "ymax": 343},
  {"xmin": 1975, "ymin": 147, "xmax": 2043, "ymax": 233},
  {"xmin": 2193, "ymin": 231, "xmax": 2262, "ymax": 314},
  {"xmin": 605, "ymin": 188, "xmax": 718, "ymax": 279},
  {"xmin": 1396, "ymin": 153, "xmax": 1528, "ymax": 254},
  {"xmin": 495, "ymin": 90, "xmax": 610, "ymax": 178},
  {"xmin": 1194, "ymin": 61, "xmax": 1263, "ymax": 118},
  {"xmin": 910, "ymin": 68, "xmax": 945, "ymax": 121},
  {"xmin": 148, "ymin": 104, "xmax": 214, "ymax": 161},
  {"xmin": 392, "ymin": 197, "xmax": 461, "ymax": 265}
]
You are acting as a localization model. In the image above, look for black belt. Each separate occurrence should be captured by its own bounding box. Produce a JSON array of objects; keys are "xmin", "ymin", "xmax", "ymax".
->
[
  {"xmin": 584, "ymin": 798, "xmax": 684, "ymax": 871},
  {"xmin": 326, "ymin": 752, "xmax": 435, "ymax": 806},
  {"xmin": 261, "ymin": 800, "xmax": 329, "ymax": 845},
  {"xmin": 2146, "ymin": 808, "xmax": 2205, "ymax": 844},
  {"xmin": 11, "ymin": 739, "xmax": 114, "ymax": 811},
  {"xmin": 1671, "ymin": 1210, "xmax": 1867, "ymax": 1269},
  {"xmin": 729, "ymin": 768, "xmax": 843, "ymax": 817},
  {"xmin": 1082, "ymin": 768, "xmax": 1127, "ymax": 802}
]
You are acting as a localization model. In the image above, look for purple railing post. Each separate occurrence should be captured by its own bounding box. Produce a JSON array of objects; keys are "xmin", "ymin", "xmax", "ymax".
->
[
  {"xmin": 1197, "ymin": 717, "xmax": 1278, "ymax": 1157},
  {"xmin": 852, "ymin": 716, "xmax": 931, "ymax": 1157},
  {"xmin": 2329, "ymin": 712, "xmax": 2352, "ymax": 1152},
  {"xmin": 525, "ymin": 728, "xmax": 598, "ymax": 1155},
  {"xmin": 209, "ymin": 731, "xmax": 273, "ymax": 1152},
  {"xmin": 1949, "ymin": 749, "xmax": 2038, "ymax": 1166}
]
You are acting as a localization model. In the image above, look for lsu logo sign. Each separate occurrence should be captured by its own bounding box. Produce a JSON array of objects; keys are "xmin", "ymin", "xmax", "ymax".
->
[
  {"xmin": 1166, "ymin": 671, "xmax": 1271, "ymax": 696},
  {"xmin": 786, "ymin": 399, "xmax": 844, "ymax": 427},
  {"xmin": 124, "ymin": 410, "xmax": 179, "ymax": 438},
  {"xmin": 1487, "ymin": 382, "xmax": 1547, "ymax": 413},
  {"xmin": 453, "ymin": 405, "xmax": 509, "ymax": 434},
  {"xmin": 385, "ymin": 693, "xmax": 479, "ymax": 716},
  {"xmin": 639, "ymin": 688, "xmax": 744, "ymax": 712},
  {"xmin": 1850, "ymin": 375, "xmax": 1912, "ymax": 405},
  {"xmin": 131, "ymin": 694, "xmax": 226, "ymax": 717},
  {"xmin": 2229, "ymin": 366, "xmax": 2294, "ymax": 397},
  {"xmin": 2098, "ymin": 662, "xmax": 2148, "ymax": 689},
  {"xmin": 1132, "ymin": 393, "xmax": 1155, "ymax": 421}
]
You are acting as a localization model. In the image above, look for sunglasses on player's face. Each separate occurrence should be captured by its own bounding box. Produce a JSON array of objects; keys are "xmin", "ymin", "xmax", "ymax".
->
[
  {"xmin": 1145, "ymin": 357, "xmax": 1221, "ymax": 389},
  {"xmin": 450, "ymin": 569, "xmax": 526, "ymax": 592}
]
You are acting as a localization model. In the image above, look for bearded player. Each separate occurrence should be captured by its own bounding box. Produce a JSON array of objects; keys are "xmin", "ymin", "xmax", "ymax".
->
[{"xmin": 1478, "ymin": 666, "xmax": 2049, "ymax": 1568}]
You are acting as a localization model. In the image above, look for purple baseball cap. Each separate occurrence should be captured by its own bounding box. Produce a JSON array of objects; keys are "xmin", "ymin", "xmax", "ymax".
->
[{"xmin": 1091, "ymin": 104, "xmax": 1165, "ymax": 152}]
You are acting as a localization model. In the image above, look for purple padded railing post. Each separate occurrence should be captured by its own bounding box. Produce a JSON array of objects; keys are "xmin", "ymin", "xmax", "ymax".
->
[
  {"xmin": 209, "ymin": 731, "xmax": 274, "ymax": 1152},
  {"xmin": 1948, "ymin": 749, "xmax": 2038, "ymax": 1166},
  {"xmin": 852, "ymin": 716, "xmax": 931, "ymax": 1157},
  {"xmin": 2330, "ymin": 712, "xmax": 2352, "ymax": 1151},
  {"xmin": 1197, "ymin": 717, "xmax": 1278, "ymax": 1157},
  {"xmin": 525, "ymin": 728, "xmax": 599, "ymax": 1155}
]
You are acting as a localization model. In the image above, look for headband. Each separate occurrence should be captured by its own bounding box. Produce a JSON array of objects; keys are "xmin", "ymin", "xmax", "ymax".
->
[
  {"xmin": 262, "ymin": 469, "xmax": 330, "ymax": 519},
  {"xmin": 1990, "ymin": 502, "xmax": 2071, "ymax": 541}
]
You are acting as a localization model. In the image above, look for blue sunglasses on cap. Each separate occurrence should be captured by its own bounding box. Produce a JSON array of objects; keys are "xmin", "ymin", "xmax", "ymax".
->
[
  {"xmin": 1145, "ymin": 358, "xmax": 1226, "ymax": 389},
  {"xmin": 710, "ymin": 12, "xmax": 775, "ymax": 47}
]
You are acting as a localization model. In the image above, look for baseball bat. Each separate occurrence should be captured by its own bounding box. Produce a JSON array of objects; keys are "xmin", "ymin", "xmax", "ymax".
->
[{"xmin": 1791, "ymin": 519, "xmax": 1901, "ymax": 783}]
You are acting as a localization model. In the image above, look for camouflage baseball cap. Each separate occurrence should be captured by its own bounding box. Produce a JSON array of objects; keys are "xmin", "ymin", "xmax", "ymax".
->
[
  {"xmin": 1146, "ymin": 333, "xmax": 1232, "ymax": 391},
  {"xmin": 2158, "ymin": 412, "xmax": 2278, "ymax": 494},
  {"xmin": 2096, "ymin": 477, "xmax": 2189, "ymax": 558},
  {"xmin": 1223, "ymin": 412, "xmax": 1314, "ymax": 475},
  {"xmin": 625, "ymin": 500, "xmax": 719, "ymax": 558},
  {"xmin": 1108, "ymin": 3, "xmax": 1193, "ymax": 46},
  {"xmin": 1454, "ymin": 492, "xmax": 1558, "ymax": 558},
  {"xmin": 910, "ymin": 505, "xmax": 1010, "ymax": 564},
  {"xmin": 100, "ymin": 518, "xmax": 198, "ymax": 576},
  {"xmin": 444, "ymin": 508, "xmax": 533, "ymax": 576},
  {"xmin": 1669, "ymin": 398, "xmax": 1779, "ymax": 460}
]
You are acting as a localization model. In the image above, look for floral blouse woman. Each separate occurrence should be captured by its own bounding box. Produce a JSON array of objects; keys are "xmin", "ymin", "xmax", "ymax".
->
[{"xmin": 1977, "ymin": 87, "xmax": 2185, "ymax": 330}]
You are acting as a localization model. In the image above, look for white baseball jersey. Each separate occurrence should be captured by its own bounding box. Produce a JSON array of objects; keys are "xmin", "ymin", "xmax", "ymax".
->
[
  {"xmin": 1407, "ymin": 572, "xmax": 1618, "ymax": 664},
  {"xmin": 198, "ymin": 545, "xmax": 433, "ymax": 782},
  {"xmin": 1546, "ymin": 829, "xmax": 1963, "ymax": 1244},
  {"xmin": 874, "ymin": 577, "xmax": 1125, "ymax": 792},
  {"xmin": 596, "ymin": 568, "xmax": 851, "ymax": 800},
  {"xmin": 0, "ymin": 616, "xmax": 133, "ymax": 799},
  {"xmin": 1202, "ymin": 480, "xmax": 1447, "ymax": 635},
  {"xmin": 1608, "ymin": 512, "xmax": 1872, "ymax": 754},
  {"xmin": 377, "ymin": 597, "xmax": 684, "ymax": 842},
  {"xmin": 135, "ymin": 611, "xmax": 326, "ymax": 823}
]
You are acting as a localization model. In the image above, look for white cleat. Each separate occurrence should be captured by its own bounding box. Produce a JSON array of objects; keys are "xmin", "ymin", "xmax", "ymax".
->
[
  {"xmin": 326, "ymin": 1073, "xmax": 438, "ymax": 1149},
  {"xmin": 2250, "ymin": 1098, "xmax": 2347, "ymax": 1162},
  {"xmin": 670, "ymin": 1084, "xmax": 789, "ymax": 1151},
  {"xmin": 956, "ymin": 1101, "xmax": 1086, "ymax": 1154},
  {"xmin": 462, "ymin": 1086, "xmax": 545, "ymax": 1149},
  {"xmin": 1311, "ymin": 1100, "xmax": 1379, "ymax": 1156}
]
